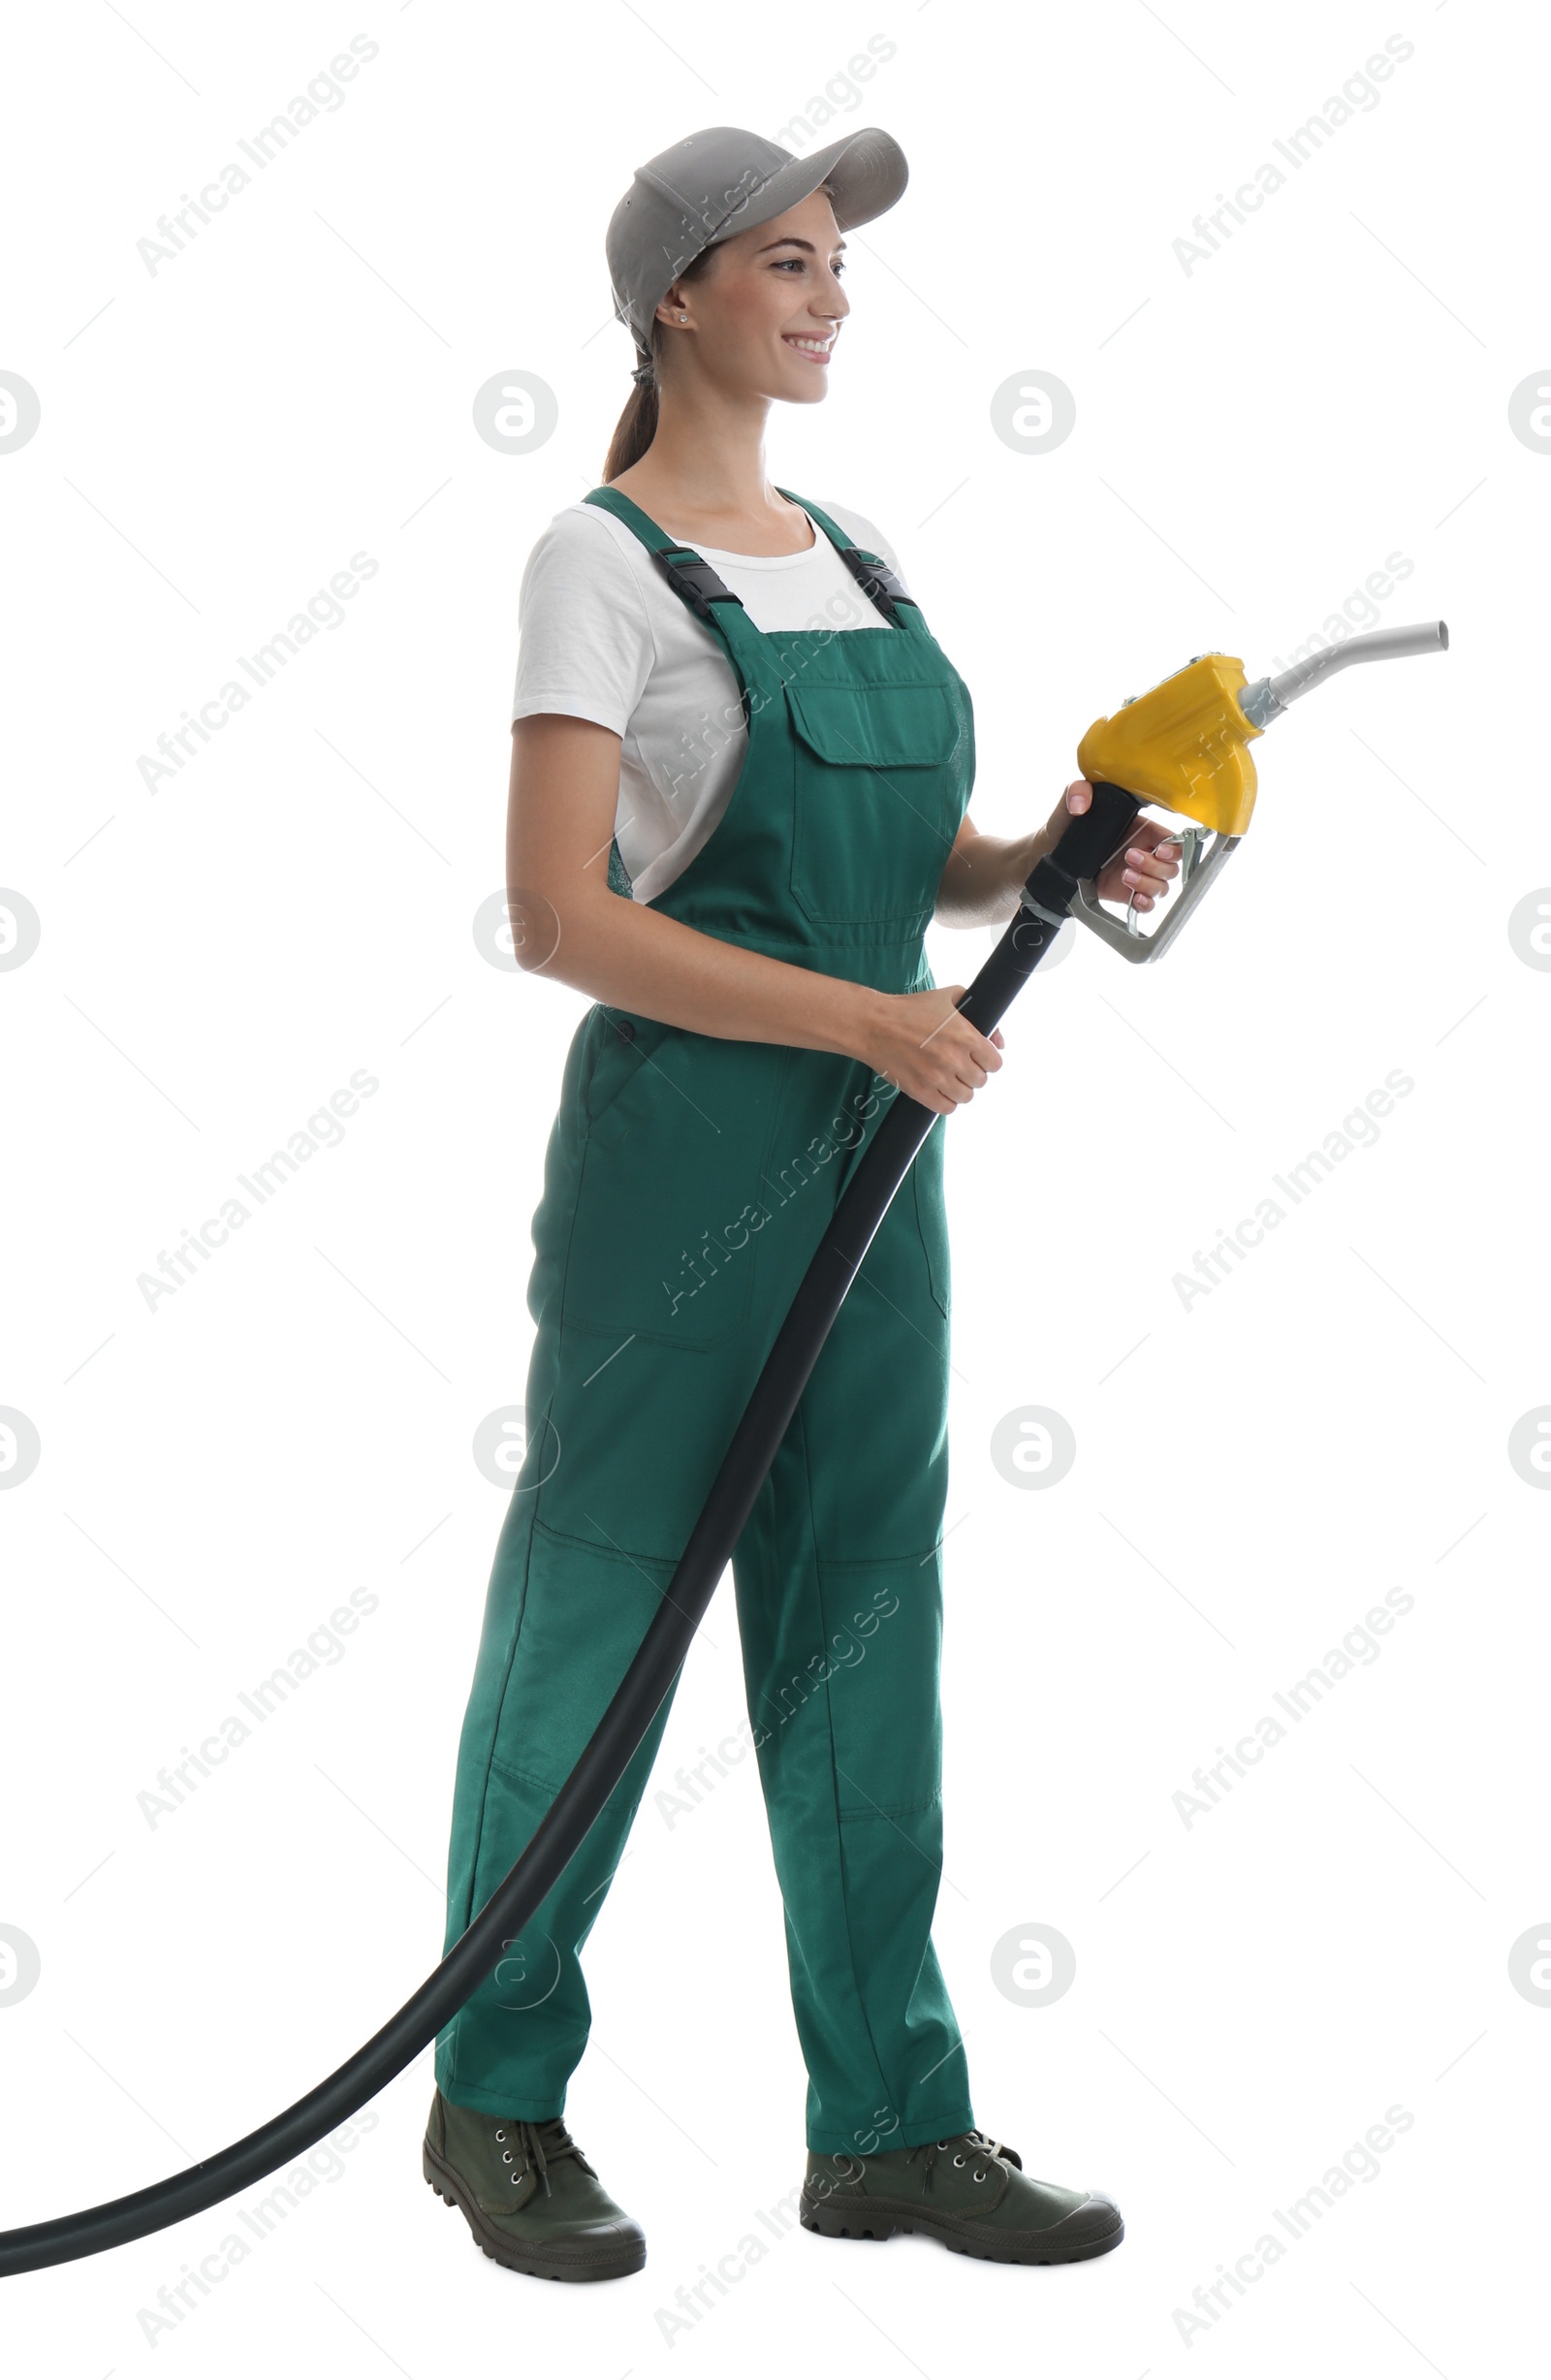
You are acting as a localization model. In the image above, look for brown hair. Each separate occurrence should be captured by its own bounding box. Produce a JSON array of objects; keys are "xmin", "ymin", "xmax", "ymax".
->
[{"xmin": 601, "ymin": 183, "xmax": 837, "ymax": 483}]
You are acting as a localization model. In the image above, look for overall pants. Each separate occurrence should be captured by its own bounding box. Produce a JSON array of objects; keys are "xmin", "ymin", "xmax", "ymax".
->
[{"xmin": 437, "ymin": 487, "xmax": 978, "ymax": 2156}]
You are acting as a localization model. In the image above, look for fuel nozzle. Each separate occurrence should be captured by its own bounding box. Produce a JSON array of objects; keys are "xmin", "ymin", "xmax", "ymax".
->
[
  {"xmin": 1238, "ymin": 619, "xmax": 1449, "ymax": 728},
  {"xmin": 1067, "ymin": 619, "xmax": 1451, "ymax": 965}
]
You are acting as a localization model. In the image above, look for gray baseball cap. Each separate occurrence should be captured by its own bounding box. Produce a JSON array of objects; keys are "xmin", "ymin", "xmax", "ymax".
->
[{"xmin": 606, "ymin": 124, "xmax": 908, "ymax": 378}]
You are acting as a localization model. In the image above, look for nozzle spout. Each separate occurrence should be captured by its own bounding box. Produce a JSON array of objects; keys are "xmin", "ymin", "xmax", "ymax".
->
[{"xmin": 1239, "ymin": 619, "xmax": 1448, "ymax": 727}]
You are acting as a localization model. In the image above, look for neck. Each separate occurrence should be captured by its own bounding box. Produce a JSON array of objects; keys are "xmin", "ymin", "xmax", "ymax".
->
[{"xmin": 623, "ymin": 374, "xmax": 787, "ymax": 524}]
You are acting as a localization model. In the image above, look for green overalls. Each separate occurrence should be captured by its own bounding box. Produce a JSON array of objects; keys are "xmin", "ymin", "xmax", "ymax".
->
[{"xmin": 437, "ymin": 486, "xmax": 978, "ymax": 2157}]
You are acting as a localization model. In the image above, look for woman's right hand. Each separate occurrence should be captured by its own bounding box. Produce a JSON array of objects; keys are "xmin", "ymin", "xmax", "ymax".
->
[{"xmin": 859, "ymin": 986, "xmax": 1004, "ymax": 1116}]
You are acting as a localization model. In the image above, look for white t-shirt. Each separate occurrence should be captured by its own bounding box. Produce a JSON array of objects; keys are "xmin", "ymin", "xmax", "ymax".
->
[{"xmin": 510, "ymin": 496, "xmax": 911, "ymax": 904}]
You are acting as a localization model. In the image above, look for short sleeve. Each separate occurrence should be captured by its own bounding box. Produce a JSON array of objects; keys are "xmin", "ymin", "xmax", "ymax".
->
[{"xmin": 510, "ymin": 507, "xmax": 657, "ymax": 733}]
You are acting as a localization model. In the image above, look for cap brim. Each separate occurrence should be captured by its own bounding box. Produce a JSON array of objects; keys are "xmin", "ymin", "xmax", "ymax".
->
[{"xmin": 706, "ymin": 127, "xmax": 907, "ymax": 245}]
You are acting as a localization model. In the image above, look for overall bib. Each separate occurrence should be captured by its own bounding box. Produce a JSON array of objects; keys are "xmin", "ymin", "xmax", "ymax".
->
[{"xmin": 437, "ymin": 487, "xmax": 978, "ymax": 2156}]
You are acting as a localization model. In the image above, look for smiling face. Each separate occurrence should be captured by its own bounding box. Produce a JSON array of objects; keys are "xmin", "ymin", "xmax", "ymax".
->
[{"xmin": 654, "ymin": 185, "xmax": 849, "ymax": 404}]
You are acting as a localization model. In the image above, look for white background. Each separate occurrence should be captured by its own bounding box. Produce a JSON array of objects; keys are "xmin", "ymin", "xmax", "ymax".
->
[{"xmin": 2, "ymin": 1, "xmax": 1545, "ymax": 2371}]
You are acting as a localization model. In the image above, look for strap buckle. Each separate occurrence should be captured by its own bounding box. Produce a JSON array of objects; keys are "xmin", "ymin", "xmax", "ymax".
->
[
  {"xmin": 652, "ymin": 548, "xmax": 744, "ymax": 629},
  {"xmin": 839, "ymin": 548, "xmax": 919, "ymax": 624}
]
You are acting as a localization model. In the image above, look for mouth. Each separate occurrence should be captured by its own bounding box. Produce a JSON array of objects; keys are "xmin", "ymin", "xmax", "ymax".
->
[{"xmin": 781, "ymin": 332, "xmax": 836, "ymax": 365}]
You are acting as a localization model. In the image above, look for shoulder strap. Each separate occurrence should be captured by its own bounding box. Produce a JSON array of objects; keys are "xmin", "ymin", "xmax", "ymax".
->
[
  {"xmin": 775, "ymin": 489, "xmax": 920, "ymax": 625},
  {"xmin": 583, "ymin": 485, "xmax": 744, "ymax": 633},
  {"xmin": 582, "ymin": 483, "xmax": 919, "ymax": 634}
]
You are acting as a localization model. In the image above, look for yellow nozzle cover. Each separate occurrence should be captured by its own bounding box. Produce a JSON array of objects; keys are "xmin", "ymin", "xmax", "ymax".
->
[{"xmin": 1076, "ymin": 652, "xmax": 1261, "ymax": 838}]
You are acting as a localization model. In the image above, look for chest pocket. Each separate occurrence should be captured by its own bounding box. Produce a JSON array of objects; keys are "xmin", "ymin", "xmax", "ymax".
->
[{"xmin": 785, "ymin": 677, "xmax": 968, "ymax": 932}]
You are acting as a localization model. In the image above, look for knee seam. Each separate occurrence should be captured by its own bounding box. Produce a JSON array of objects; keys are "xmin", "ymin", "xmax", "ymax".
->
[
  {"xmin": 490, "ymin": 1749, "xmax": 646, "ymax": 1816},
  {"xmin": 837, "ymin": 1791, "xmax": 942, "ymax": 1823}
]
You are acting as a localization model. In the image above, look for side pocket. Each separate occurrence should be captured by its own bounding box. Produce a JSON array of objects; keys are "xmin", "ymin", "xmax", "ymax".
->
[
  {"xmin": 560, "ymin": 1032, "xmax": 789, "ymax": 1349},
  {"xmin": 582, "ymin": 1008, "xmax": 675, "ymax": 1138}
]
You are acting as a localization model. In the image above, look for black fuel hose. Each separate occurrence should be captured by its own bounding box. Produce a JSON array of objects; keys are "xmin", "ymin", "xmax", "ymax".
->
[{"xmin": 0, "ymin": 786, "xmax": 1142, "ymax": 2276}]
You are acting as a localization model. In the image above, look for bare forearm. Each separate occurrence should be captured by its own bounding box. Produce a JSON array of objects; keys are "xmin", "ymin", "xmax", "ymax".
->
[
  {"xmin": 522, "ymin": 884, "xmax": 884, "ymax": 1063},
  {"xmin": 934, "ymin": 818, "xmax": 1057, "ymax": 929}
]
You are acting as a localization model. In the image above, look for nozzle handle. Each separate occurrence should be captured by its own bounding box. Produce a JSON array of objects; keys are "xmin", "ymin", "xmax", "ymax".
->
[
  {"xmin": 957, "ymin": 780, "xmax": 1146, "ymax": 1031},
  {"xmin": 1045, "ymin": 779, "xmax": 1146, "ymax": 885}
]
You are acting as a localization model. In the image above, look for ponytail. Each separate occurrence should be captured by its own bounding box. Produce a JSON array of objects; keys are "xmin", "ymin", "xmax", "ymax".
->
[{"xmin": 602, "ymin": 377, "xmax": 660, "ymax": 483}]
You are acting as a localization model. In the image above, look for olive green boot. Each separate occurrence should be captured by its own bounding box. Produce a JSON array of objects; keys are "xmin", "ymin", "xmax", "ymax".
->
[
  {"xmin": 801, "ymin": 2130, "xmax": 1123, "ymax": 2265},
  {"xmin": 423, "ymin": 2089, "xmax": 646, "ymax": 2281}
]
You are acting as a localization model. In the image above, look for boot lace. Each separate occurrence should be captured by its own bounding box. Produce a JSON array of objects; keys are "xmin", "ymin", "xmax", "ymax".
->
[
  {"xmin": 904, "ymin": 2129, "xmax": 1016, "ymax": 2191},
  {"xmin": 491, "ymin": 2116, "xmax": 592, "ymax": 2196}
]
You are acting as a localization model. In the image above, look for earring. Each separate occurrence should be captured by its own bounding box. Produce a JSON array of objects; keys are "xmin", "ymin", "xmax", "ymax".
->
[{"xmin": 679, "ymin": 312, "xmax": 686, "ymax": 320}]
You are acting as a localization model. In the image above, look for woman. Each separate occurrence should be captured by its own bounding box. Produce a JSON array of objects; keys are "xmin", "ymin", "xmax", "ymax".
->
[{"xmin": 424, "ymin": 124, "xmax": 1182, "ymax": 2282}]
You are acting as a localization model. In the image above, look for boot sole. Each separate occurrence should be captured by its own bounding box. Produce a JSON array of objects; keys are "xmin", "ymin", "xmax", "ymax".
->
[
  {"xmin": 423, "ymin": 2138, "xmax": 646, "ymax": 2281},
  {"xmin": 800, "ymin": 2182, "xmax": 1124, "ymax": 2266}
]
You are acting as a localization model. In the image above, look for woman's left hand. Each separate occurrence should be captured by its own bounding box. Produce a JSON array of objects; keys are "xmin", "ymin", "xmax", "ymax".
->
[{"xmin": 1044, "ymin": 779, "xmax": 1184, "ymax": 912}]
